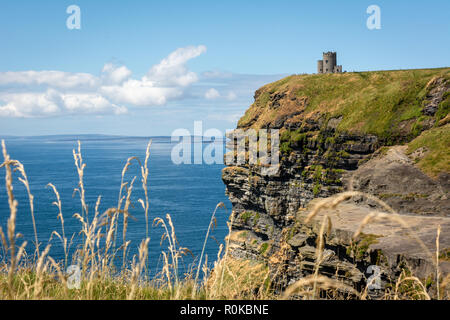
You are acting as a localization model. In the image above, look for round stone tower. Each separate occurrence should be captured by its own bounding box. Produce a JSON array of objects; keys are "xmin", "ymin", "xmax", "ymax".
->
[
  {"xmin": 317, "ymin": 60, "xmax": 323, "ymax": 74},
  {"xmin": 322, "ymin": 52, "xmax": 336, "ymax": 74}
]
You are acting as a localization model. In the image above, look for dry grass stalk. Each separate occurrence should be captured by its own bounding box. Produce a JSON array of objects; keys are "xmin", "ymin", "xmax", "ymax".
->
[
  {"xmin": 312, "ymin": 214, "xmax": 332, "ymax": 299},
  {"xmin": 140, "ymin": 141, "xmax": 152, "ymax": 240},
  {"xmin": 204, "ymin": 244, "xmax": 223, "ymax": 298},
  {"xmin": 153, "ymin": 214, "xmax": 191, "ymax": 299},
  {"xmin": 440, "ymin": 274, "xmax": 450, "ymax": 299},
  {"xmin": 47, "ymin": 183, "xmax": 68, "ymax": 268},
  {"xmin": 113, "ymin": 156, "xmax": 139, "ymax": 251},
  {"xmin": 14, "ymin": 161, "xmax": 39, "ymax": 258},
  {"xmin": 73, "ymin": 191, "xmax": 102, "ymax": 282},
  {"xmin": 122, "ymin": 176, "xmax": 136, "ymax": 271},
  {"xmin": 218, "ymin": 211, "xmax": 235, "ymax": 294},
  {"xmin": 139, "ymin": 141, "xmax": 152, "ymax": 279},
  {"xmin": 73, "ymin": 141, "xmax": 88, "ymax": 223},
  {"xmin": 101, "ymin": 207, "xmax": 118, "ymax": 275},
  {"xmin": 0, "ymin": 227, "xmax": 7, "ymax": 261},
  {"xmin": 282, "ymin": 275, "xmax": 360, "ymax": 300},
  {"xmin": 127, "ymin": 238, "xmax": 150, "ymax": 300},
  {"xmin": 394, "ymin": 270, "xmax": 431, "ymax": 300},
  {"xmin": 1, "ymin": 140, "xmax": 20, "ymax": 298},
  {"xmin": 33, "ymin": 244, "xmax": 51, "ymax": 299},
  {"xmin": 193, "ymin": 202, "xmax": 226, "ymax": 297},
  {"xmin": 207, "ymin": 257, "xmax": 272, "ymax": 300},
  {"xmin": 47, "ymin": 256, "xmax": 69, "ymax": 297}
]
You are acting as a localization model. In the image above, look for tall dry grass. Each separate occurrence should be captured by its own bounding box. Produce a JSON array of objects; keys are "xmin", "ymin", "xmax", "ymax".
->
[
  {"xmin": 0, "ymin": 139, "xmax": 243, "ymax": 300},
  {"xmin": 0, "ymin": 139, "xmax": 447, "ymax": 300}
]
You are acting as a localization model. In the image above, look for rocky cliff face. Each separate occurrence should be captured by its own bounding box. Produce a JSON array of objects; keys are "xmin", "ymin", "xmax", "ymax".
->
[{"xmin": 222, "ymin": 68, "xmax": 450, "ymax": 298}]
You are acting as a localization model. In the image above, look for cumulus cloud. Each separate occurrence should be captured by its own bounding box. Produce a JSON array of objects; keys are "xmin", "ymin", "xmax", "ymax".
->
[
  {"xmin": 205, "ymin": 88, "xmax": 220, "ymax": 100},
  {"xmin": 0, "ymin": 71, "xmax": 99, "ymax": 89},
  {"xmin": 0, "ymin": 91, "xmax": 61, "ymax": 117},
  {"xmin": 62, "ymin": 93, "xmax": 127, "ymax": 115},
  {"xmin": 101, "ymin": 79, "xmax": 183, "ymax": 106},
  {"xmin": 0, "ymin": 45, "xmax": 207, "ymax": 118},
  {"xmin": 101, "ymin": 63, "xmax": 132, "ymax": 85},
  {"xmin": 147, "ymin": 45, "xmax": 206, "ymax": 87},
  {"xmin": 0, "ymin": 89, "xmax": 126, "ymax": 118}
]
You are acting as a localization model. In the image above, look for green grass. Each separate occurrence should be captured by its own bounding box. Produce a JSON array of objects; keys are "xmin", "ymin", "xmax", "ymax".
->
[
  {"xmin": 407, "ymin": 124, "xmax": 450, "ymax": 177},
  {"xmin": 241, "ymin": 211, "xmax": 260, "ymax": 224},
  {"xmin": 238, "ymin": 68, "xmax": 450, "ymax": 143},
  {"xmin": 280, "ymin": 129, "xmax": 308, "ymax": 155},
  {"xmin": 0, "ymin": 272, "xmax": 186, "ymax": 300},
  {"xmin": 259, "ymin": 243, "xmax": 270, "ymax": 255},
  {"xmin": 346, "ymin": 233, "xmax": 381, "ymax": 260},
  {"xmin": 436, "ymin": 91, "xmax": 450, "ymax": 121}
]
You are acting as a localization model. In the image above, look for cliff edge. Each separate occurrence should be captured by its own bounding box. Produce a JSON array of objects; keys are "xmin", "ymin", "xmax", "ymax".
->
[{"xmin": 222, "ymin": 68, "xmax": 450, "ymax": 298}]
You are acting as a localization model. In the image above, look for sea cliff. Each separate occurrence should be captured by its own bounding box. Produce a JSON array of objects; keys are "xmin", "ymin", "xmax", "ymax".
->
[{"xmin": 222, "ymin": 68, "xmax": 450, "ymax": 297}]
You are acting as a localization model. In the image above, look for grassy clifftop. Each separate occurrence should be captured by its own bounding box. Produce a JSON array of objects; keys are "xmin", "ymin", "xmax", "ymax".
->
[
  {"xmin": 238, "ymin": 68, "xmax": 449, "ymax": 141},
  {"xmin": 237, "ymin": 68, "xmax": 449, "ymax": 178}
]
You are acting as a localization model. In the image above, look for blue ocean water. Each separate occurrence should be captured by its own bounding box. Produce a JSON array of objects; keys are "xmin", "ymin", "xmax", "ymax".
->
[{"xmin": 0, "ymin": 135, "xmax": 231, "ymax": 276}]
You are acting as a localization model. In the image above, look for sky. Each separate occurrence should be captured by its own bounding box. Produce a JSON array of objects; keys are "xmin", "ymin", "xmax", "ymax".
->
[{"xmin": 0, "ymin": 0, "xmax": 448, "ymax": 136}]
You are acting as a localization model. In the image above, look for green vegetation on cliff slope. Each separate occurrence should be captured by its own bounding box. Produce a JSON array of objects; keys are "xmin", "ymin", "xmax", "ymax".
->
[
  {"xmin": 238, "ymin": 68, "xmax": 449, "ymax": 142},
  {"xmin": 407, "ymin": 123, "xmax": 450, "ymax": 177},
  {"xmin": 238, "ymin": 68, "xmax": 449, "ymax": 177}
]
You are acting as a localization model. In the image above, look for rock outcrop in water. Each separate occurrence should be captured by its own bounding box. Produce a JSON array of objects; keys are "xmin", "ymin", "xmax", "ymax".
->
[{"xmin": 222, "ymin": 68, "xmax": 450, "ymax": 298}]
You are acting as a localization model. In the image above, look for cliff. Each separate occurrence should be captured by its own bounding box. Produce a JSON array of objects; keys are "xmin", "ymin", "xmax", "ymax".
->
[{"xmin": 222, "ymin": 68, "xmax": 450, "ymax": 298}]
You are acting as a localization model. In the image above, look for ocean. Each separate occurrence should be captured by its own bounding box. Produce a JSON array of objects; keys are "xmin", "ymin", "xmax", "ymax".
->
[{"xmin": 0, "ymin": 135, "xmax": 231, "ymax": 277}]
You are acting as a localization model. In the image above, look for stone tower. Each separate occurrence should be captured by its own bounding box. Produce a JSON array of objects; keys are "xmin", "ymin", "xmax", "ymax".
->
[
  {"xmin": 317, "ymin": 60, "xmax": 323, "ymax": 74},
  {"xmin": 317, "ymin": 52, "xmax": 342, "ymax": 74}
]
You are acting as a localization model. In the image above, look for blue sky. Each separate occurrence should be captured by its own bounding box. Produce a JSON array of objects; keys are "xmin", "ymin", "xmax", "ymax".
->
[{"xmin": 0, "ymin": 0, "xmax": 448, "ymax": 136}]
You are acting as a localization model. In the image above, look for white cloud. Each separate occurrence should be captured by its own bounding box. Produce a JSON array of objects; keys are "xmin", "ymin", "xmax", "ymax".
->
[
  {"xmin": 205, "ymin": 88, "xmax": 220, "ymax": 100},
  {"xmin": 0, "ymin": 71, "xmax": 99, "ymax": 89},
  {"xmin": 99, "ymin": 45, "xmax": 207, "ymax": 106},
  {"xmin": 101, "ymin": 63, "xmax": 132, "ymax": 85},
  {"xmin": 101, "ymin": 79, "xmax": 183, "ymax": 106},
  {"xmin": 0, "ymin": 45, "xmax": 207, "ymax": 118},
  {"xmin": 0, "ymin": 89, "xmax": 126, "ymax": 118},
  {"xmin": 147, "ymin": 45, "xmax": 206, "ymax": 87},
  {"xmin": 62, "ymin": 93, "xmax": 127, "ymax": 115},
  {"xmin": 0, "ymin": 91, "xmax": 61, "ymax": 117}
]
